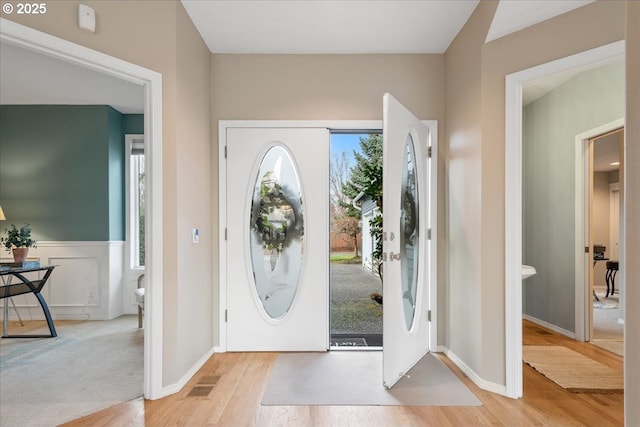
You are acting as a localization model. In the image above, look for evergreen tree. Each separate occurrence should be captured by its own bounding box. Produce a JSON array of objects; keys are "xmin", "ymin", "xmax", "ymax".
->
[
  {"xmin": 341, "ymin": 134, "xmax": 383, "ymax": 216},
  {"xmin": 341, "ymin": 134, "xmax": 384, "ymax": 288}
]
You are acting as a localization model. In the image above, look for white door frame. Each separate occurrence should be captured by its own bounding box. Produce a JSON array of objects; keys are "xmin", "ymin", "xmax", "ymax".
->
[
  {"xmin": 505, "ymin": 40, "xmax": 625, "ymax": 398},
  {"xmin": 574, "ymin": 119, "xmax": 624, "ymax": 342},
  {"xmin": 609, "ymin": 182, "xmax": 620, "ymax": 262},
  {"xmin": 218, "ymin": 120, "xmax": 438, "ymax": 352},
  {"xmin": 0, "ymin": 18, "xmax": 165, "ymax": 399}
]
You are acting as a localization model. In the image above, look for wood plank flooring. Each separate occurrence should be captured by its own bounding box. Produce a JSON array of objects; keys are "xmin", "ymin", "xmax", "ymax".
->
[{"xmin": 62, "ymin": 321, "xmax": 623, "ymax": 426}]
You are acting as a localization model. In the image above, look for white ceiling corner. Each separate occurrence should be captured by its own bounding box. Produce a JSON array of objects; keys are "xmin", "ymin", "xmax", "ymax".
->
[{"xmin": 486, "ymin": 0, "xmax": 596, "ymax": 43}]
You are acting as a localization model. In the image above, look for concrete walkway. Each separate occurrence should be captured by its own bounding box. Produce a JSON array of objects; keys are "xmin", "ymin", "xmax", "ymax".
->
[{"xmin": 330, "ymin": 263, "xmax": 383, "ymax": 335}]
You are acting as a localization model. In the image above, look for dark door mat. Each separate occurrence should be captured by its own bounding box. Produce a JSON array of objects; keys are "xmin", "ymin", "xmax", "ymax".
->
[
  {"xmin": 330, "ymin": 334, "xmax": 382, "ymax": 347},
  {"xmin": 331, "ymin": 337, "xmax": 367, "ymax": 347}
]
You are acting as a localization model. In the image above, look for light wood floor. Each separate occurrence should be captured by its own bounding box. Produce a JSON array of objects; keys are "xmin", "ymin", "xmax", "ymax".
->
[{"xmin": 62, "ymin": 320, "xmax": 623, "ymax": 426}]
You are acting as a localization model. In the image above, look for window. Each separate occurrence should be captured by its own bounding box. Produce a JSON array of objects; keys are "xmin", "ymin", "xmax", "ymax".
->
[{"xmin": 126, "ymin": 135, "xmax": 145, "ymax": 268}]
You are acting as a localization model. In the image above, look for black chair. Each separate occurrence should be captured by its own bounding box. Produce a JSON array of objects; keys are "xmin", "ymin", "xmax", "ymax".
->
[{"xmin": 605, "ymin": 261, "xmax": 619, "ymax": 298}]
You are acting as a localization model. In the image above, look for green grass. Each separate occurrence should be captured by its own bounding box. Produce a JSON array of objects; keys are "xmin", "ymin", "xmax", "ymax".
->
[{"xmin": 330, "ymin": 254, "xmax": 362, "ymax": 264}]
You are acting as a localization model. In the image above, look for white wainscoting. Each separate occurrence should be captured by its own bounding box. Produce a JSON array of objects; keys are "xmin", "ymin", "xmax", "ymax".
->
[{"xmin": 0, "ymin": 241, "xmax": 124, "ymax": 320}]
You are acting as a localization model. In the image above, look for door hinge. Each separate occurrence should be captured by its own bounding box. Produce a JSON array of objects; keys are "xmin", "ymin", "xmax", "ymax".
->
[
  {"xmin": 225, "ymin": 228, "xmax": 227, "ymax": 241},
  {"xmin": 428, "ymin": 146, "xmax": 432, "ymax": 158},
  {"xmin": 427, "ymin": 228, "xmax": 432, "ymax": 240},
  {"xmin": 585, "ymin": 246, "xmax": 589, "ymax": 253},
  {"xmin": 224, "ymin": 145, "xmax": 228, "ymax": 159},
  {"xmin": 225, "ymin": 309, "xmax": 228, "ymax": 322},
  {"xmin": 428, "ymin": 310, "xmax": 431, "ymax": 322}
]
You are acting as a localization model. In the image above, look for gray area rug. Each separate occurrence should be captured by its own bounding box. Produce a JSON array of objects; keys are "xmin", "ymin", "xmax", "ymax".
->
[
  {"xmin": 0, "ymin": 315, "xmax": 143, "ymax": 426},
  {"xmin": 262, "ymin": 351, "xmax": 481, "ymax": 406}
]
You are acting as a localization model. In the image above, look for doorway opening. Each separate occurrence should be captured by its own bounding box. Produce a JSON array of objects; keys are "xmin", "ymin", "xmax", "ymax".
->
[
  {"xmin": 1, "ymin": 19, "xmax": 164, "ymax": 400},
  {"xmin": 588, "ymin": 127, "xmax": 624, "ymax": 354},
  {"xmin": 329, "ymin": 131, "xmax": 383, "ymax": 348},
  {"xmin": 505, "ymin": 40, "xmax": 625, "ymax": 398}
]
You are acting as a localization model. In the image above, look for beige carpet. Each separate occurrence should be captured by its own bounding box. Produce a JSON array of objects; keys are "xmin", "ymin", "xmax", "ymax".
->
[
  {"xmin": 0, "ymin": 315, "xmax": 143, "ymax": 426},
  {"xmin": 262, "ymin": 351, "xmax": 482, "ymax": 406},
  {"xmin": 523, "ymin": 345, "xmax": 623, "ymax": 393}
]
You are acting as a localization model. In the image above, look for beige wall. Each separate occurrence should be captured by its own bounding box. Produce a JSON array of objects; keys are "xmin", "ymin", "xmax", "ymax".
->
[
  {"xmin": 445, "ymin": 0, "xmax": 627, "ymax": 384},
  {"xmin": 2, "ymin": 0, "xmax": 214, "ymax": 386},
  {"xmin": 625, "ymin": 2, "xmax": 640, "ymax": 425},
  {"xmin": 211, "ymin": 53, "xmax": 447, "ymax": 342},
  {"xmin": 175, "ymin": 3, "xmax": 213, "ymax": 378},
  {"xmin": 444, "ymin": 0, "xmax": 496, "ymax": 380},
  {"xmin": 211, "ymin": 54, "xmax": 443, "ymax": 120}
]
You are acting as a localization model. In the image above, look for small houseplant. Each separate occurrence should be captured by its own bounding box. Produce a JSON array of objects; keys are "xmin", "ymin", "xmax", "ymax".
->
[{"xmin": 1, "ymin": 223, "xmax": 37, "ymax": 262}]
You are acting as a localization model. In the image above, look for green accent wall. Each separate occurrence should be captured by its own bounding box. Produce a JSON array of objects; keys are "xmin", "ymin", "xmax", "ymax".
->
[
  {"xmin": 0, "ymin": 105, "xmax": 129, "ymax": 241},
  {"xmin": 108, "ymin": 107, "xmax": 125, "ymax": 240},
  {"xmin": 123, "ymin": 114, "xmax": 144, "ymax": 134}
]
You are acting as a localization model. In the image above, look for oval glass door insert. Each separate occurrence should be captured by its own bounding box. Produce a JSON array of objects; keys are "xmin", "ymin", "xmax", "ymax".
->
[
  {"xmin": 249, "ymin": 145, "xmax": 304, "ymax": 320},
  {"xmin": 400, "ymin": 134, "xmax": 419, "ymax": 330}
]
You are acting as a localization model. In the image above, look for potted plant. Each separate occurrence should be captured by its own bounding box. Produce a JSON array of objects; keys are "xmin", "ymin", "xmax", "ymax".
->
[{"xmin": 1, "ymin": 223, "xmax": 37, "ymax": 263}]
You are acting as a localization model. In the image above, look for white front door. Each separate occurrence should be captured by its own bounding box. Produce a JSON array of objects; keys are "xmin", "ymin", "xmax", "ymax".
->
[
  {"xmin": 226, "ymin": 127, "xmax": 329, "ymax": 351},
  {"xmin": 382, "ymin": 94, "xmax": 431, "ymax": 388}
]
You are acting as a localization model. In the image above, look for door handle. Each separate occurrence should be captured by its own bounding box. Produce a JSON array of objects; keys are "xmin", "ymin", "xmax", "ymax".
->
[{"xmin": 382, "ymin": 252, "xmax": 401, "ymax": 261}]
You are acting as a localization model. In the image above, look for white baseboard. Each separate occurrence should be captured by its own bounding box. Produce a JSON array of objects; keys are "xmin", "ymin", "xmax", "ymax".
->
[
  {"xmin": 618, "ymin": 318, "xmax": 625, "ymax": 325},
  {"xmin": 523, "ymin": 314, "xmax": 576, "ymax": 339},
  {"xmin": 442, "ymin": 347, "xmax": 510, "ymax": 398},
  {"xmin": 160, "ymin": 346, "xmax": 216, "ymax": 397}
]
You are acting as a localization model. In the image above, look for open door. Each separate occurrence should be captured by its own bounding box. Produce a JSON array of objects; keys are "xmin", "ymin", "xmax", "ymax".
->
[{"xmin": 382, "ymin": 94, "xmax": 431, "ymax": 388}]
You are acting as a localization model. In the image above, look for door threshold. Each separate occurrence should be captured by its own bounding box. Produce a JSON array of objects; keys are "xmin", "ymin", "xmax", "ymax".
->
[
  {"xmin": 330, "ymin": 333, "xmax": 382, "ymax": 347},
  {"xmin": 330, "ymin": 346, "xmax": 382, "ymax": 352}
]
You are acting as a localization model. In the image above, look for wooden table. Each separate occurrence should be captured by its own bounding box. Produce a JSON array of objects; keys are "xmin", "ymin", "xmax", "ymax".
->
[{"xmin": 0, "ymin": 265, "xmax": 57, "ymax": 338}]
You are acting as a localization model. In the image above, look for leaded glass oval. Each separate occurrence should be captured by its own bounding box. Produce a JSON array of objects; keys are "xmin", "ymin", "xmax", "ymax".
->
[
  {"xmin": 249, "ymin": 145, "xmax": 304, "ymax": 320},
  {"xmin": 400, "ymin": 134, "xmax": 419, "ymax": 331}
]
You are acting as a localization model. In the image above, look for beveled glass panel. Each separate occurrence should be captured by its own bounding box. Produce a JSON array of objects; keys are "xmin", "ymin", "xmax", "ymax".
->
[
  {"xmin": 400, "ymin": 134, "xmax": 419, "ymax": 331},
  {"xmin": 249, "ymin": 145, "xmax": 304, "ymax": 319}
]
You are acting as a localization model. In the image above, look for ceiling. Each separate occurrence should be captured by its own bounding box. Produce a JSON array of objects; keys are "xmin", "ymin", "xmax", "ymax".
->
[
  {"xmin": 0, "ymin": 41, "xmax": 144, "ymax": 114},
  {"xmin": 486, "ymin": 0, "xmax": 595, "ymax": 43},
  {"xmin": 0, "ymin": 1, "xmax": 596, "ymax": 112},
  {"xmin": 181, "ymin": 0, "xmax": 480, "ymax": 54},
  {"xmin": 181, "ymin": 0, "xmax": 594, "ymax": 54}
]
